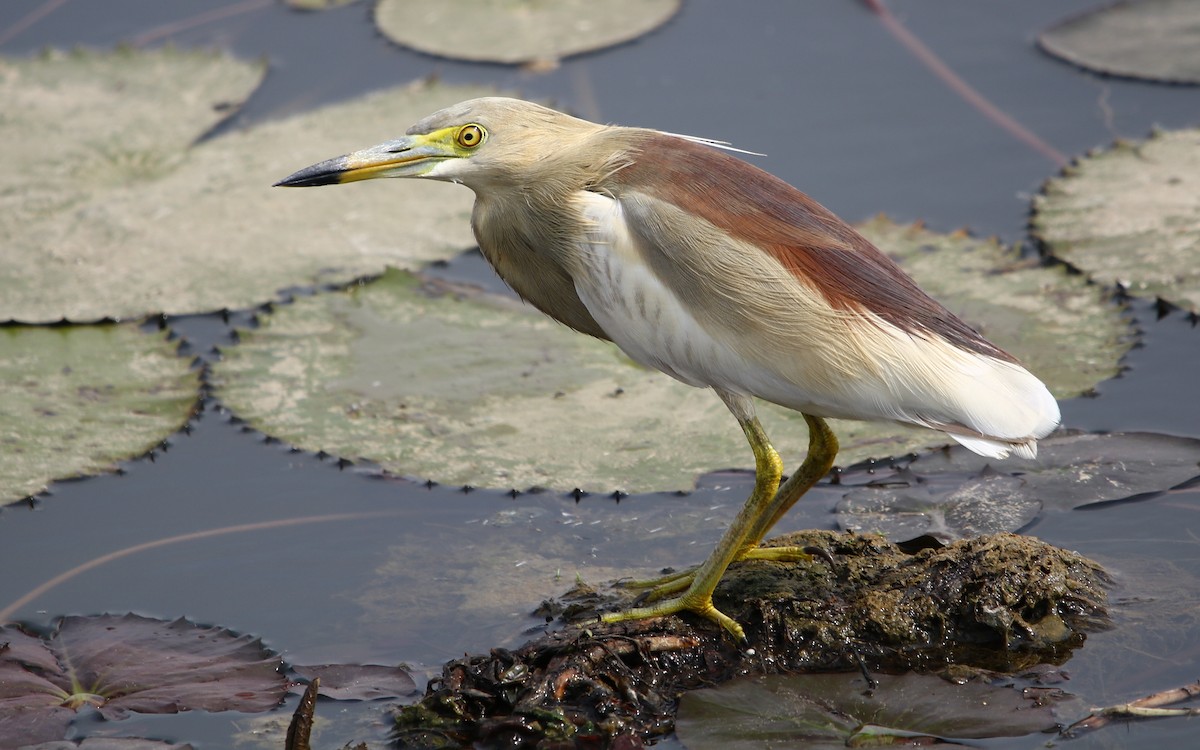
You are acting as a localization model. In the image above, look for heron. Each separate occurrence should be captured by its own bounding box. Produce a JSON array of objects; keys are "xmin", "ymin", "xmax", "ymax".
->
[{"xmin": 276, "ymin": 97, "xmax": 1060, "ymax": 641}]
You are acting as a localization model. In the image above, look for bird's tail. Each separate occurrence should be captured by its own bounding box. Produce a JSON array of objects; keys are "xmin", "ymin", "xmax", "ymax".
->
[{"xmin": 928, "ymin": 353, "xmax": 1060, "ymax": 460}]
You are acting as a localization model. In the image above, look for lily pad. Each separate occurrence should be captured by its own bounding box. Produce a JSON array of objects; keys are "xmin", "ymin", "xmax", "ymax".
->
[
  {"xmin": 1032, "ymin": 128, "xmax": 1200, "ymax": 311},
  {"xmin": 374, "ymin": 0, "xmax": 681, "ymax": 65},
  {"xmin": 1038, "ymin": 0, "xmax": 1200, "ymax": 85},
  {"xmin": 213, "ymin": 213, "xmax": 1128, "ymax": 492},
  {"xmin": 0, "ymin": 614, "xmax": 285, "ymax": 747},
  {"xmin": 291, "ymin": 664, "xmax": 417, "ymax": 701},
  {"xmin": 215, "ymin": 269, "xmax": 746, "ymax": 493},
  {"xmin": 0, "ymin": 324, "xmax": 200, "ymax": 506},
  {"xmin": 675, "ymin": 672, "xmax": 1076, "ymax": 750},
  {"xmin": 837, "ymin": 431, "xmax": 1200, "ymax": 541},
  {"xmin": 838, "ymin": 469, "xmax": 1038, "ymax": 542},
  {"xmin": 0, "ymin": 47, "xmax": 488, "ymax": 322},
  {"xmin": 909, "ymin": 431, "xmax": 1200, "ymax": 510},
  {"xmin": 23, "ymin": 741, "xmax": 193, "ymax": 749}
]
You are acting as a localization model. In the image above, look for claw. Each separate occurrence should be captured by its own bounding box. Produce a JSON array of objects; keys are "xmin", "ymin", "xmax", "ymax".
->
[
  {"xmin": 805, "ymin": 545, "xmax": 836, "ymax": 567},
  {"xmin": 602, "ymin": 592, "xmax": 746, "ymax": 642}
]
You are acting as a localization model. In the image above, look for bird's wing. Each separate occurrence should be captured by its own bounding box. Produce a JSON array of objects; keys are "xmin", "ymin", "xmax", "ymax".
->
[
  {"xmin": 592, "ymin": 133, "xmax": 1059, "ymax": 456},
  {"xmin": 608, "ymin": 132, "xmax": 1012, "ymax": 363}
]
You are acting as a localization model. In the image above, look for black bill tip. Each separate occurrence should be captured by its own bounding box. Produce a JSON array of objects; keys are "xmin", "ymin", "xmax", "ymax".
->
[{"xmin": 273, "ymin": 156, "xmax": 347, "ymax": 187}]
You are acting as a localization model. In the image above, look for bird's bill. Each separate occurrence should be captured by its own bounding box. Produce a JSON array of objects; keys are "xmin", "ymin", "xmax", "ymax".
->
[{"xmin": 273, "ymin": 130, "xmax": 458, "ymax": 187}]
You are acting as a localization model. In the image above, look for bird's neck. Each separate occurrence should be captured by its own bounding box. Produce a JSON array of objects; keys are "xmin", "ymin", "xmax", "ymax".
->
[{"xmin": 471, "ymin": 127, "xmax": 642, "ymax": 266}]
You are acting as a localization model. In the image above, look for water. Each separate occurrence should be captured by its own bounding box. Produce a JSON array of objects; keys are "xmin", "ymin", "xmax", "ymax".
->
[{"xmin": 2, "ymin": 1, "xmax": 1198, "ymax": 748}]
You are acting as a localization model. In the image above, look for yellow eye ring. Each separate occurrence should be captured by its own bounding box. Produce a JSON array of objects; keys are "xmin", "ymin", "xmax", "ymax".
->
[{"xmin": 456, "ymin": 124, "xmax": 485, "ymax": 149}]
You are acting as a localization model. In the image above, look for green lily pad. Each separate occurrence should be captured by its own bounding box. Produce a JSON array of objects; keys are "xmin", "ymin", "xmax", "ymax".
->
[
  {"xmin": 212, "ymin": 215, "xmax": 1128, "ymax": 493},
  {"xmin": 1032, "ymin": 128, "xmax": 1200, "ymax": 312},
  {"xmin": 374, "ymin": 0, "xmax": 682, "ymax": 64},
  {"xmin": 675, "ymin": 673, "xmax": 1077, "ymax": 750},
  {"xmin": 1038, "ymin": 0, "xmax": 1200, "ymax": 85},
  {"xmin": 0, "ymin": 324, "xmax": 199, "ymax": 506},
  {"xmin": 0, "ymin": 614, "xmax": 285, "ymax": 747},
  {"xmin": 0, "ymin": 47, "xmax": 488, "ymax": 322},
  {"xmin": 214, "ymin": 270, "xmax": 748, "ymax": 493}
]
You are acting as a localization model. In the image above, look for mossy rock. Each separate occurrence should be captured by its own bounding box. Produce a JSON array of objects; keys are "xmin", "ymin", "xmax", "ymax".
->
[{"xmin": 393, "ymin": 532, "xmax": 1108, "ymax": 748}]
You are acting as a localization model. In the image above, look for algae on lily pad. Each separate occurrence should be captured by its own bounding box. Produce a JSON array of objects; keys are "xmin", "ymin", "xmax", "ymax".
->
[
  {"xmin": 1032, "ymin": 128, "xmax": 1200, "ymax": 312},
  {"xmin": 0, "ymin": 47, "xmax": 489, "ymax": 322},
  {"xmin": 0, "ymin": 324, "xmax": 199, "ymax": 506},
  {"xmin": 1038, "ymin": 0, "xmax": 1200, "ymax": 85},
  {"xmin": 374, "ymin": 0, "xmax": 681, "ymax": 64},
  {"xmin": 212, "ymin": 216, "xmax": 1128, "ymax": 492}
]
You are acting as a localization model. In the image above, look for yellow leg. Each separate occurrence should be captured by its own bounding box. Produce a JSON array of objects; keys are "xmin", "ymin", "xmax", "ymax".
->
[
  {"xmin": 604, "ymin": 413, "xmax": 838, "ymax": 639},
  {"xmin": 602, "ymin": 415, "xmax": 782, "ymax": 641},
  {"xmin": 739, "ymin": 414, "xmax": 838, "ymax": 554},
  {"xmin": 623, "ymin": 414, "xmax": 838, "ymax": 584}
]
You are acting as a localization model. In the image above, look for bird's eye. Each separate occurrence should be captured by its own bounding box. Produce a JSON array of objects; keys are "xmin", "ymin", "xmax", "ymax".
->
[{"xmin": 456, "ymin": 124, "xmax": 484, "ymax": 149}]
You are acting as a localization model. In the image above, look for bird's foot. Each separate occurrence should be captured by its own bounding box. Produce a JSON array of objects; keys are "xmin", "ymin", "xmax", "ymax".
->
[
  {"xmin": 600, "ymin": 588, "xmax": 747, "ymax": 642},
  {"xmin": 616, "ymin": 544, "xmax": 832, "ymax": 604},
  {"xmin": 616, "ymin": 546, "xmax": 814, "ymax": 591}
]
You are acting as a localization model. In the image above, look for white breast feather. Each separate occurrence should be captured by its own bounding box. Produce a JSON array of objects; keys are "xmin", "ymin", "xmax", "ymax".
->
[{"xmin": 569, "ymin": 191, "xmax": 759, "ymax": 390}]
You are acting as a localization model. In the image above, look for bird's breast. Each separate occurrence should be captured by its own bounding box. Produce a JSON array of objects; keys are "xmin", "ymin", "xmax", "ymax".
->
[
  {"xmin": 568, "ymin": 190, "xmax": 795, "ymax": 397},
  {"xmin": 471, "ymin": 194, "xmax": 609, "ymax": 340}
]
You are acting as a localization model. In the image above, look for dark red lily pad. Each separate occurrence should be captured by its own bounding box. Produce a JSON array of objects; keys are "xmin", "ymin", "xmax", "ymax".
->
[
  {"xmin": 0, "ymin": 614, "xmax": 285, "ymax": 746},
  {"xmin": 23, "ymin": 740, "xmax": 194, "ymax": 749}
]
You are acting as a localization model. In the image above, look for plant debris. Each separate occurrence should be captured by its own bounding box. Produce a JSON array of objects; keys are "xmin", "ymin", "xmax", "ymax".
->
[{"xmin": 392, "ymin": 531, "xmax": 1109, "ymax": 748}]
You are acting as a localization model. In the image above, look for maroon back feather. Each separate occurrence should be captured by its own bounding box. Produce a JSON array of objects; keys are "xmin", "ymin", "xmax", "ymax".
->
[{"xmin": 611, "ymin": 134, "xmax": 1016, "ymax": 363}]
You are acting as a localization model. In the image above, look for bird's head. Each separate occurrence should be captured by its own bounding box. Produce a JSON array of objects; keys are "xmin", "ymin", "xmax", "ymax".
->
[{"xmin": 274, "ymin": 97, "xmax": 604, "ymax": 193}]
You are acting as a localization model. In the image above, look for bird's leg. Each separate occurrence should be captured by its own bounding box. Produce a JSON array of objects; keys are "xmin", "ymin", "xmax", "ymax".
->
[
  {"xmin": 618, "ymin": 414, "xmax": 838, "ymax": 595},
  {"xmin": 618, "ymin": 566, "xmax": 693, "ymax": 593},
  {"xmin": 602, "ymin": 403, "xmax": 783, "ymax": 641},
  {"xmin": 735, "ymin": 414, "xmax": 838, "ymax": 562}
]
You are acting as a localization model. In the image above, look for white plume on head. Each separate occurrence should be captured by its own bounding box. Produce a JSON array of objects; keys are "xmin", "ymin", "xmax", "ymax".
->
[{"xmin": 656, "ymin": 130, "xmax": 766, "ymax": 157}]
